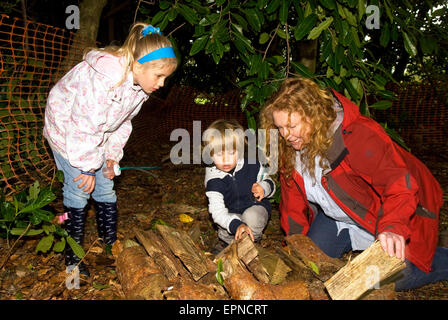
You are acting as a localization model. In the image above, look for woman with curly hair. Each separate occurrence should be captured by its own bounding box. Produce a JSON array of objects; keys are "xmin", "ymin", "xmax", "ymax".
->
[{"xmin": 259, "ymin": 77, "xmax": 448, "ymax": 291}]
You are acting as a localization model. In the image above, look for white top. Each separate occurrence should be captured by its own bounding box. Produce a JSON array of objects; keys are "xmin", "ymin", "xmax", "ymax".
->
[{"xmin": 295, "ymin": 154, "xmax": 375, "ymax": 251}]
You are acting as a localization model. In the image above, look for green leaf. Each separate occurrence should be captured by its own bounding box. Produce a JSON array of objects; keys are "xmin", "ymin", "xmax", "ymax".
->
[
  {"xmin": 307, "ymin": 17, "xmax": 333, "ymax": 40},
  {"xmin": 292, "ymin": 62, "xmax": 315, "ymax": 78},
  {"xmin": 28, "ymin": 181, "xmax": 40, "ymax": 201},
  {"xmin": 178, "ymin": 4, "xmax": 198, "ymax": 25},
  {"xmin": 259, "ymin": 32, "xmax": 269, "ymax": 44},
  {"xmin": 56, "ymin": 170, "xmax": 64, "ymax": 183},
  {"xmin": 93, "ymin": 282, "xmax": 110, "ymax": 290},
  {"xmin": 159, "ymin": 1, "xmax": 171, "ymax": 10},
  {"xmin": 1, "ymin": 201, "xmax": 15, "ymax": 222},
  {"xmin": 244, "ymin": 8, "xmax": 262, "ymax": 32},
  {"xmin": 66, "ymin": 236, "xmax": 85, "ymax": 259},
  {"xmin": 216, "ymin": 258, "xmax": 224, "ymax": 285},
  {"xmin": 343, "ymin": 7, "xmax": 357, "ymax": 26},
  {"xmin": 151, "ymin": 11, "xmax": 166, "ymax": 26},
  {"xmin": 266, "ymin": 0, "xmax": 282, "ymax": 14},
  {"xmin": 279, "ymin": 0, "xmax": 291, "ymax": 24},
  {"xmin": 150, "ymin": 218, "xmax": 171, "ymax": 231},
  {"xmin": 18, "ymin": 188, "xmax": 56, "ymax": 215},
  {"xmin": 42, "ymin": 223, "xmax": 56, "ymax": 235},
  {"xmin": 380, "ymin": 24, "xmax": 390, "ymax": 47},
  {"xmin": 294, "ymin": 14, "xmax": 317, "ymax": 41},
  {"xmin": 402, "ymin": 32, "xmax": 417, "ymax": 57},
  {"xmin": 53, "ymin": 237, "xmax": 66, "ymax": 252},
  {"xmin": 36, "ymin": 234, "xmax": 54, "ymax": 254},
  {"xmin": 10, "ymin": 228, "xmax": 43, "ymax": 236},
  {"xmin": 370, "ymin": 100, "xmax": 393, "ymax": 110},
  {"xmin": 319, "ymin": 0, "xmax": 336, "ymax": 10},
  {"xmin": 307, "ymin": 260, "xmax": 319, "ymax": 275},
  {"xmin": 190, "ymin": 36, "xmax": 209, "ymax": 56},
  {"xmin": 230, "ymin": 13, "xmax": 248, "ymax": 31}
]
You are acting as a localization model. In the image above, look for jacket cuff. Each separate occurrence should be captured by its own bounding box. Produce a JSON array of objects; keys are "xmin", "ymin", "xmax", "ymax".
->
[
  {"xmin": 377, "ymin": 223, "xmax": 411, "ymax": 240},
  {"xmin": 229, "ymin": 219, "xmax": 245, "ymax": 234}
]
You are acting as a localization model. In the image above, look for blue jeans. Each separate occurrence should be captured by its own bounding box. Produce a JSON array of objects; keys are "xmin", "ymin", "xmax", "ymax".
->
[
  {"xmin": 307, "ymin": 208, "xmax": 448, "ymax": 291},
  {"xmin": 52, "ymin": 151, "xmax": 117, "ymax": 208}
]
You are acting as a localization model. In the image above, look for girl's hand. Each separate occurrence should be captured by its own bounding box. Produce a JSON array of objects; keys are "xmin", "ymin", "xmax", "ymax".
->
[
  {"xmin": 377, "ymin": 231, "xmax": 406, "ymax": 261},
  {"xmin": 104, "ymin": 159, "xmax": 118, "ymax": 179},
  {"xmin": 235, "ymin": 224, "xmax": 255, "ymax": 242},
  {"xmin": 251, "ymin": 183, "xmax": 265, "ymax": 202},
  {"xmin": 74, "ymin": 172, "xmax": 96, "ymax": 193}
]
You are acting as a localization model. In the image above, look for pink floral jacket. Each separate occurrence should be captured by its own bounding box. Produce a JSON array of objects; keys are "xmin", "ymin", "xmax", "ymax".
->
[{"xmin": 43, "ymin": 51, "xmax": 149, "ymax": 172}]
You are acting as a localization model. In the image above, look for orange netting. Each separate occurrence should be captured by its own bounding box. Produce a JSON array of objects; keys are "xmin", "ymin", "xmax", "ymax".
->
[
  {"xmin": 0, "ymin": 14, "xmax": 93, "ymax": 195},
  {"xmin": 374, "ymin": 81, "xmax": 448, "ymax": 152}
]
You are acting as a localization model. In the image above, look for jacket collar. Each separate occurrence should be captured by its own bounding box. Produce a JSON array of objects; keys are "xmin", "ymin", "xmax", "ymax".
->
[{"xmin": 326, "ymin": 90, "xmax": 360, "ymax": 170}]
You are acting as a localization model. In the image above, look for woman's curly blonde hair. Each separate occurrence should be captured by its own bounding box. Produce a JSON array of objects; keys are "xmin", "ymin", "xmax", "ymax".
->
[{"xmin": 259, "ymin": 77, "xmax": 337, "ymax": 183}]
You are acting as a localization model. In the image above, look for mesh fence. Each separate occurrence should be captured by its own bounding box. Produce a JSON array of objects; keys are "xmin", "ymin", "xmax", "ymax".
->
[
  {"xmin": 0, "ymin": 14, "xmax": 93, "ymax": 195},
  {"xmin": 373, "ymin": 81, "xmax": 448, "ymax": 153}
]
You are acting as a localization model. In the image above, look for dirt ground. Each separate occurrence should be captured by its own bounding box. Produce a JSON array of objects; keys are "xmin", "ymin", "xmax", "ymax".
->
[{"xmin": 0, "ymin": 139, "xmax": 447, "ymax": 300}]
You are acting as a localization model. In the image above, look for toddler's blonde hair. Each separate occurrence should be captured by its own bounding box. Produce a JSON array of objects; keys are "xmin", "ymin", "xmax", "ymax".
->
[{"xmin": 202, "ymin": 119, "xmax": 246, "ymax": 164}]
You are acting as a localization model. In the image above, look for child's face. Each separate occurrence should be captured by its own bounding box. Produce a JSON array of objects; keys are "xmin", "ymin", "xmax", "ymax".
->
[
  {"xmin": 212, "ymin": 149, "xmax": 238, "ymax": 172},
  {"xmin": 133, "ymin": 62, "xmax": 174, "ymax": 94},
  {"xmin": 272, "ymin": 110, "xmax": 312, "ymax": 151}
]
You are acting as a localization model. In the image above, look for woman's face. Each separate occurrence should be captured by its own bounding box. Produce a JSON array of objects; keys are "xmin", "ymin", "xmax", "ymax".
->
[{"xmin": 272, "ymin": 110, "xmax": 312, "ymax": 151}]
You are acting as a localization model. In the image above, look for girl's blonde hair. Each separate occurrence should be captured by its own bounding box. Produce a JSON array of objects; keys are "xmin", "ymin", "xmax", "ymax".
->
[
  {"xmin": 202, "ymin": 119, "xmax": 246, "ymax": 163},
  {"xmin": 259, "ymin": 77, "xmax": 336, "ymax": 182},
  {"xmin": 84, "ymin": 22, "xmax": 178, "ymax": 86}
]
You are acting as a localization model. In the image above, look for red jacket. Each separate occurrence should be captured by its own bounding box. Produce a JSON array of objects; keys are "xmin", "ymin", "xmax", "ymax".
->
[{"xmin": 279, "ymin": 90, "xmax": 444, "ymax": 273}]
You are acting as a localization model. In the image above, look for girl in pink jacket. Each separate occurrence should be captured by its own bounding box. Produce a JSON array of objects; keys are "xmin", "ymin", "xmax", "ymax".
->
[{"xmin": 44, "ymin": 23, "xmax": 177, "ymax": 276}]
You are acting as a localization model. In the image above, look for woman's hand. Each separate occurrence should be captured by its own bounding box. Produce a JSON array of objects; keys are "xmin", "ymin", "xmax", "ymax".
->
[
  {"xmin": 74, "ymin": 172, "xmax": 96, "ymax": 193},
  {"xmin": 235, "ymin": 224, "xmax": 255, "ymax": 242},
  {"xmin": 377, "ymin": 231, "xmax": 406, "ymax": 261},
  {"xmin": 251, "ymin": 183, "xmax": 265, "ymax": 202}
]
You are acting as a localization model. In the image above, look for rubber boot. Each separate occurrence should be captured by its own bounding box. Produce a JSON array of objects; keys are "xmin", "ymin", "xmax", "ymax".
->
[
  {"xmin": 64, "ymin": 206, "xmax": 90, "ymax": 277},
  {"xmin": 94, "ymin": 201, "xmax": 118, "ymax": 246}
]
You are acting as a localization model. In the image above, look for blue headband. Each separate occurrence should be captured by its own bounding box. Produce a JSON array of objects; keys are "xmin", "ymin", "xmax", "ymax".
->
[
  {"xmin": 142, "ymin": 25, "xmax": 161, "ymax": 36},
  {"xmin": 137, "ymin": 47, "xmax": 176, "ymax": 64}
]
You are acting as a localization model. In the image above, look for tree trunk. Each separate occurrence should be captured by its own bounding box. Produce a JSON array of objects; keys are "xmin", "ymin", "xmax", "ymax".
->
[
  {"xmin": 55, "ymin": 0, "xmax": 108, "ymax": 81},
  {"xmin": 296, "ymin": 40, "xmax": 318, "ymax": 74}
]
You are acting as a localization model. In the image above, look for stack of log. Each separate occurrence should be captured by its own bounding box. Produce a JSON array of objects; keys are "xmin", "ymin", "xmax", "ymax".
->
[{"xmin": 114, "ymin": 224, "xmax": 405, "ymax": 300}]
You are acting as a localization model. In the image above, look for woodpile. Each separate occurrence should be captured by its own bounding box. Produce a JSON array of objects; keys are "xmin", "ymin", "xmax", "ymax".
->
[{"xmin": 115, "ymin": 225, "xmax": 403, "ymax": 300}]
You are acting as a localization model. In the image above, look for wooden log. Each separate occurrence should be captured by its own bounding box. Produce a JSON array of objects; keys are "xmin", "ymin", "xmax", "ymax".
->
[
  {"xmin": 214, "ymin": 233, "xmax": 270, "ymax": 283},
  {"xmin": 324, "ymin": 241, "xmax": 406, "ymax": 300},
  {"xmin": 214, "ymin": 232, "xmax": 258, "ymax": 265},
  {"xmin": 163, "ymin": 278, "xmax": 229, "ymax": 300},
  {"xmin": 135, "ymin": 229, "xmax": 192, "ymax": 281},
  {"xmin": 220, "ymin": 242, "xmax": 310, "ymax": 300},
  {"xmin": 274, "ymin": 247, "xmax": 330, "ymax": 300},
  {"xmin": 116, "ymin": 243, "xmax": 170, "ymax": 300},
  {"xmin": 257, "ymin": 246, "xmax": 292, "ymax": 285},
  {"xmin": 156, "ymin": 224, "xmax": 215, "ymax": 281},
  {"xmin": 286, "ymin": 234, "xmax": 344, "ymax": 281}
]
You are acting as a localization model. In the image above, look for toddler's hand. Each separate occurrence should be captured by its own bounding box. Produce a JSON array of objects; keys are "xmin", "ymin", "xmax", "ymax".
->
[
  {"xmin": 235, "ymin": 224, "xmax": 255, "ymax": 242},
  {"xmin": 251, "ymin": 183, "xmax": 265, "ymax": 202}
]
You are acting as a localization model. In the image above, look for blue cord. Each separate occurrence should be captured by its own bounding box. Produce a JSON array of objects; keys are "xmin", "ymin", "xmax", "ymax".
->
[{"xmin": 119, "ymin": 166, "xmax": 162, "ymax": 171}]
